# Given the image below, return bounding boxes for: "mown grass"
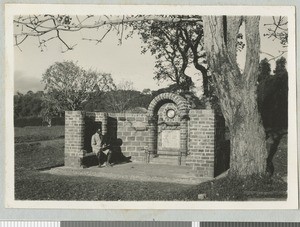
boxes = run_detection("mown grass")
[177,174,287,201]
[16,170,194,201]
[15,139,193,201]
[14,126,64,143]
[14,126,287,201]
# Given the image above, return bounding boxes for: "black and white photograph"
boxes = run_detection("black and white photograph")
[5,5,297,209]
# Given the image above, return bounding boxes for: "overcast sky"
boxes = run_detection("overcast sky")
[14,16,287,94]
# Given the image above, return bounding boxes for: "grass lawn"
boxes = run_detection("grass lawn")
[15,126,65,143]
[14,126,287,201]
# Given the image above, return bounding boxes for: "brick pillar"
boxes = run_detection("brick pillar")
[186,109,215,178]
[65,111,85,167]
[180,118,188,155]
[148,115,158,155]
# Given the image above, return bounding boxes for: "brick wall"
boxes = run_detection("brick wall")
[106,113,150,162]
[186,109,215,178]
[65,111,150,167]
[64,109,220,179]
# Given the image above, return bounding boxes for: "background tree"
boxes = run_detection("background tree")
[103,80,151,113]
[258,57,288,129]
[131,16,210,97]
[14,90,43,118]
[103,80,135,112]
[42,60,116,111]
[40,93,63,126]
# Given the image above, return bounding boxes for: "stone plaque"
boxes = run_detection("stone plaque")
[161,130,180,148]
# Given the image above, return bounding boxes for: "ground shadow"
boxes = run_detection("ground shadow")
[38,164,65,171]
[214,115,230,177]
[110,138,131,164]
[266,129,287,176]
[107,117,131,164]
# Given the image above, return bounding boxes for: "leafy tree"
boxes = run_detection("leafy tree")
[103,80,147,112]
[14,91,43,118]
[14,92,24,118]
[258,58,271,82]
[133,16,207,94]
[40,93,64,126]
[14,15,288,176]
[274,57,288,77]
[258,57,288,129]
[42,61,116,111]
[142,88,152,95]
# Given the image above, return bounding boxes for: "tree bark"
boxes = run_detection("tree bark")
[202,16,268,175]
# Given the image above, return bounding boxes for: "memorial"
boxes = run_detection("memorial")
[64,93,226,178]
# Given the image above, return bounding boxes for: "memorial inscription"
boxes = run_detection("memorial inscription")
[161,130,180,149]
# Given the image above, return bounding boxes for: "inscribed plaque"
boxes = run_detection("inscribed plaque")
[161,130,180,148]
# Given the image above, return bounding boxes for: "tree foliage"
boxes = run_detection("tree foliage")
[131,16,208,94]
[258,57,288,129]
[14,91,43,118]
[102,80,151,113]
[42,60,115,111]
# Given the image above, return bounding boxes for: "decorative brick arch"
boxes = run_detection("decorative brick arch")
[148,93,189,119]
[147,93,189,164]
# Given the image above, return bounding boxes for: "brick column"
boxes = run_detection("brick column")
[65,111,85,167]
[186,109,215,178]
[148,115,158,155]
[180,118,188,155]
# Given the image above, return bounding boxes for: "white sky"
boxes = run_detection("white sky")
[14,16,287,94]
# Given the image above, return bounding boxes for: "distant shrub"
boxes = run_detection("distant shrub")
[14,117,43,127]
[51,117,65,126]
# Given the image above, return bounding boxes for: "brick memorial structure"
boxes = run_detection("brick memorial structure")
[64,93,226,178]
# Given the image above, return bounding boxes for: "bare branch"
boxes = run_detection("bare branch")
[264,16,288,45]
[14,15,202,35]
[119,15,125,45]
[82,25,112,44]
[260,50,287,62]
[14,15,202,52]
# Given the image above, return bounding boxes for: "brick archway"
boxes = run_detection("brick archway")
[147,93,189,164]
[148,93,189,119]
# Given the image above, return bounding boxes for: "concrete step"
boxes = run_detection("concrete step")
[150,156,185,166]
[157,150,182,156]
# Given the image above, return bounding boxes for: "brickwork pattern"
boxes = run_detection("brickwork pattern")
[186,109,215,178]
[106,113,150,162]
[64,93,217,178]
[65,111,85,167]
[147,93,189,157]
[148,92,189,117]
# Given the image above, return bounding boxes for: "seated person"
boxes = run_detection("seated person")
[91,128,113,167]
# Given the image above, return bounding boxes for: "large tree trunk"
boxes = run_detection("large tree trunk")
[202,16,268,175]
